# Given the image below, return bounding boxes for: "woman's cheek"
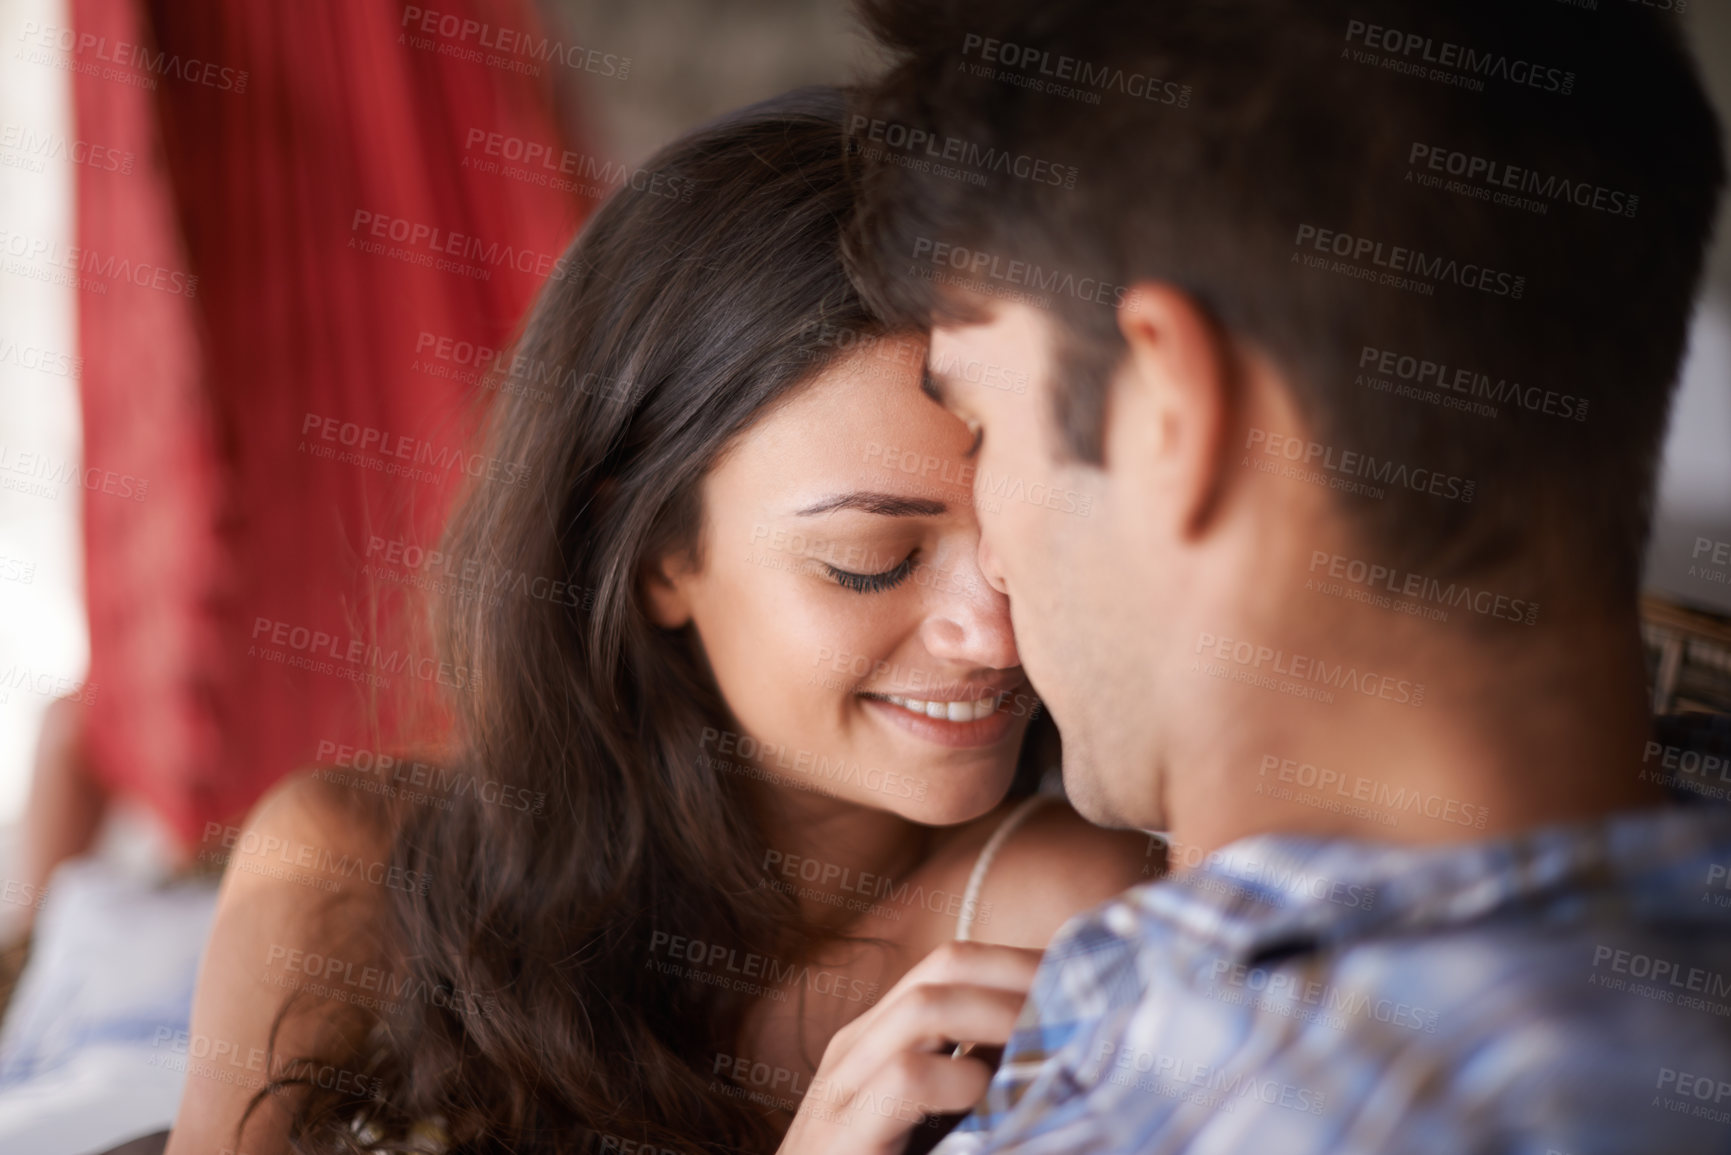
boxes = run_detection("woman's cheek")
[698,557,907,775]
[790,599,889,704]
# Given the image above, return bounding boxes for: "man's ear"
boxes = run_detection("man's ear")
[640,551,695,628]
[1108,282,1235,539]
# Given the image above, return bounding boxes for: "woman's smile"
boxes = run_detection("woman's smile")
[858,687,1023,749]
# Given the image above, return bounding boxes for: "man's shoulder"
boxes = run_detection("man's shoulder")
[964,807,1731,1153]
[1323,920,1731,1152]
[1010,912,1731,1152]
[1349,910,1731,1060]
[1228,912,1731,1144]
[1167,887,1731,1051]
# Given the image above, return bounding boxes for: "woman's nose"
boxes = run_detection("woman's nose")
[917,551,1020,672]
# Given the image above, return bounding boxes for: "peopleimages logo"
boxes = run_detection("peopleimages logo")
[1293,224,1525,299]
[1194,630,1426,708]
[17,21,249,93]
[1692,538,1731,589]
[399,6,630,79]
[698,726,930,802]
[848,115,1078,189]
[0,338,80,380]
[0,121,134,175]
[1308,550,1540,626]
[1357,346,1588,423]
[1407,143,1638,219]
[0,227,198,298]
[462,128,693,203]
[1245,428,1476,505]
[1342,19,1575,95]
[909,237,1134,308]
[349,210,574,282]
[1259,754,1490,829]
[0,442,148,502]
[299,412,532,487]
[959,33,1191,107]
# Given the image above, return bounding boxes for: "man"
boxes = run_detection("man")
[783,0,1731,1151]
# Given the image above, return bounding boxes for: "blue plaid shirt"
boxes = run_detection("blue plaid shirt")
[937,759,1731,1153]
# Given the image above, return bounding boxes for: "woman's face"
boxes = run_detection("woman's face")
[646,339,1034,825]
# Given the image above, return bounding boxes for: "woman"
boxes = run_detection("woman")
[167,88,1153,1155]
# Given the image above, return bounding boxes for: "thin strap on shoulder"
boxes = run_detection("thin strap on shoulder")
[955,793,1052,942]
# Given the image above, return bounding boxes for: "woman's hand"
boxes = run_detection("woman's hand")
[775,940,1043,1155]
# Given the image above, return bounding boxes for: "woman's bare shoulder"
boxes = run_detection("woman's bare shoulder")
[166,770,395,1155]
[244,768,392,861]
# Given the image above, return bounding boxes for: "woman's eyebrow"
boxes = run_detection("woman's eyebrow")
[793,492,948,517]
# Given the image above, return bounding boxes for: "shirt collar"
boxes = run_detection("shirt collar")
[1126,803,1731,965]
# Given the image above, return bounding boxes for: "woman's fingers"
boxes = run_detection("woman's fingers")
[817,1050,995,1131]
[901,938,1044,992]
[841,940,1041,1059]
[776,941,1045,1155]
[780,1049,998,1155]
[843,981,1028,1072]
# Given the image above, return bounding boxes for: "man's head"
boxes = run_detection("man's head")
[847,0,1725,828]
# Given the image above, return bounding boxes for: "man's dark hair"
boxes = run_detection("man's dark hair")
[846,0,1724,612]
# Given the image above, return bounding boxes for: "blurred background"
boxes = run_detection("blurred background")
[0,0,890,848]
[0,0,1724,1148]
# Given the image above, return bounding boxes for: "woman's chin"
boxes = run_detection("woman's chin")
[899,776,1020,828]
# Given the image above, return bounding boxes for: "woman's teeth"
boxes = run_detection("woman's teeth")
[879,694,1004,723]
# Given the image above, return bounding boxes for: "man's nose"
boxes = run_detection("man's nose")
[977,531,1009,596]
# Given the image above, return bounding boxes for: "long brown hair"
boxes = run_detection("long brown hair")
[264,88,1043,1154]
[268,90,872,1155]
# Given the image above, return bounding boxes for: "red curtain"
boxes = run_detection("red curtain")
[71,0,587,844]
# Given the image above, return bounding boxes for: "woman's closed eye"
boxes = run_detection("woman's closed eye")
[824,552,916,594]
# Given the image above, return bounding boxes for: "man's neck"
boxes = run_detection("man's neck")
[1165,608,1665,859]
